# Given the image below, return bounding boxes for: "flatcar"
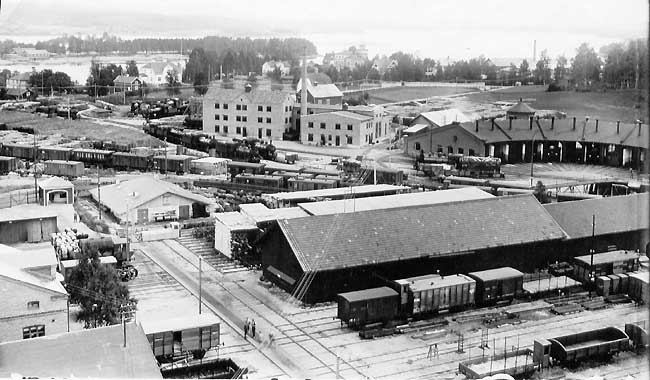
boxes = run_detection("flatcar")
[0,143,37,160]
[141,314,221,362]
[0,156,18,174]
[467,267,524,305]
[39,146,73,161]
[391,273,476,318]
[71,148,113,166]
[43,160,84,177]
[112,152,154,171]
[337,287,399,328]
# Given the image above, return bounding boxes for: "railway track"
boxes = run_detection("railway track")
[152,241,368,379]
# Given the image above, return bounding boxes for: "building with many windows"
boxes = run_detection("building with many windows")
[300,110,375,147]
[0,245,68,343]
[203,85,294,141]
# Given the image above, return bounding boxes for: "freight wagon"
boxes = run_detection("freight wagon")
[627,272,649,305]
[234,173,283,191]
[71,148,113,166]
[468,267,524,306]
[39,146,73,161]
[112,152,154,171]
[572,250,640,284]
[153,154,193,174]
[534,327,630,364]
[0,143,37,159]
[625,321,649,350]
[337,287,399,328]
[0,156,17,174]
[288,177,337,191]
[141,314,221,363]
[43,160,84,178]
[391,273,476,317]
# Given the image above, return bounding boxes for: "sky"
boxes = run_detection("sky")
[0,0,647,61]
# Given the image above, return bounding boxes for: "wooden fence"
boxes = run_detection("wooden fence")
[0,189,37,209]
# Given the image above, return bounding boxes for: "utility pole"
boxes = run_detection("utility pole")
[33,131,38,204]
[198,255,203,315]
[589,214,596,295]
[97,165,101,220]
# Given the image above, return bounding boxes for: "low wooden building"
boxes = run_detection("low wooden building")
[38,177,74,206]
[0,205,58,244]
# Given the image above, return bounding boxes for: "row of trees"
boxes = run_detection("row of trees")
[85,60,139,96]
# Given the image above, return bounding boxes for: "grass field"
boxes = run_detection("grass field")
[0,111,163,147]
[464,85,647,123]
[352,86,479,104]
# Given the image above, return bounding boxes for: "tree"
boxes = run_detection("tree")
[554,55,568,81]
[166,69,181,95]
[86,62,122,97]
[67,249,132,328]
[28,69,73,95]
[519,59,530,80]
[125,60,139,77]
[571,43,601,86]
[193,72,208,95]
[533,181,551,204]
[533,50,552,85]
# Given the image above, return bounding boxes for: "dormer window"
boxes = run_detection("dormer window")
[27,301,39,310]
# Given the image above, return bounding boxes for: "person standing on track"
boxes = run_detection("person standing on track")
[251,319,256,338]
[244,318,250,340]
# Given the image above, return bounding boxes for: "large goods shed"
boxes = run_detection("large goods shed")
[260,194,567,302]
[0,205,58,244]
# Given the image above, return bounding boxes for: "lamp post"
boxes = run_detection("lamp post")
[530,132,538,187]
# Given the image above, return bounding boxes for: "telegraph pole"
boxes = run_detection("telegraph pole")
[97,166,101,220]
[33,131,38,204]
[589,214,596,295]
[198,255,203,315]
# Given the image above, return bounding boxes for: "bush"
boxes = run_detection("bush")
[547,82,564,92]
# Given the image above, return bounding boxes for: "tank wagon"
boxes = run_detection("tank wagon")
[534,327,630,364]
[468,267,524,305]
[337,287,399,328]
[141,314,221,362]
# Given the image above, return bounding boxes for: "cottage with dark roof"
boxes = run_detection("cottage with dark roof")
[202,85,294,141]
[258,194,567,302]
[113,75,141,92]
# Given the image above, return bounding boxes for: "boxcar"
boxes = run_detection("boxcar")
[226,161,266,176]
[39,146,73,161]
[0,143,37,160]
[153,154,193,174]
[234,173,283,191]
[71,148,113,166]
[43,160,84,177]
[112,152,154,171]
[627,272,649,304]
[288,177,337,191]
[141,314,221,362]
[337,287,399,328]
[540,327,630,363]
[572,250,640,284]
[468,267,524,306]
[0,156,17,174]
[392,273,476,317]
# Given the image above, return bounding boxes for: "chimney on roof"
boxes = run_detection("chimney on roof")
[313,81,318,86]
[342,102,348,110]
[491,118,495,131]
[475,119,479,132]
[595,119,599,133]
[617,121,620,134]
[245,83,252,93]
[638,121,642,136]
[519,97,523,102]
[508,117,512,130]
[573,117,576,130]
[551,117,555,130]
[529,117,533,130]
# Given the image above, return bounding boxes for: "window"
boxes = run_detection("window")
[23,325,45,339]
[308,122,314,128]
[236,104,241,111]
[223,126,229,133]
[335,123,341,130]
[437,145,443,153]
[415,142,421,150]
[346,135,353,144]
[242,105,248,111]
[335,135,340,146]
[242,116,247,122]
[223,115,228,121]
[447,146,454,154]
[458,148,464,154]
[266,118,271,124]
[258,105,263,112]
[223,104,228,109]
[215,125,220,133]
[308,133,314,142]
[27,301,39,310]
[285,118,288,124]
[469,149,475,156]
[236,116,241,122]
[285,106,289,112]
[257,117,262,123]
[214,103,220,109]
[214,114,220,120]
[320,122,326,129]
[236,126,242,134]
[328,135,332,141]
[266,106,272,112]
[347,124,353,131]
[266,129,272,137]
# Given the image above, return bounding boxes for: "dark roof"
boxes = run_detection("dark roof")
[114,75,140,84]
[205,86,292,105]
[456,117,648,149]
[543,193,649,239]
[468,267,523,282]
[277,195,567,272]
[338,286,398,302]
[507,102,536,114]
[0,323,161,378]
